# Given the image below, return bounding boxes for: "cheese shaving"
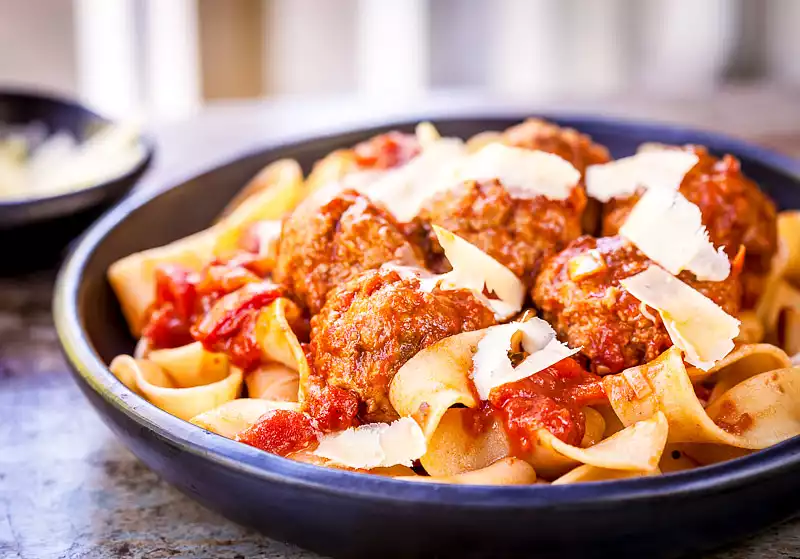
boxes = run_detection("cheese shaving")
[620,265,740,370]
[471,319,580,400]
[620,189,730,281]
[359,138,466,221]
[431,225,525,319]
[585,150,699,202]
[312,417,427,469]
[454,144,580,200]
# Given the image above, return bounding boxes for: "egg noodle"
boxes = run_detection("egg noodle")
[107,120,800,485]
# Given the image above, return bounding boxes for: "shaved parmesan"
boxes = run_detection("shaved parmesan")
[585,150,699,202]
[620,189,730,281]
[454,144,580,200]
[471,319,580,399]
[250,220,282,257]
[432,225,525,319]
[360,138,466,221]
[620,266,740,370]
[312,417,426,469]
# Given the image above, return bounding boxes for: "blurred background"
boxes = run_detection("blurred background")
[1,0,799,186]
[1,0,799,119]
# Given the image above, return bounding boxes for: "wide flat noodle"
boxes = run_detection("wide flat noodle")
[312,417,427,470]
[190,398,299,438]
[254,298,310,401]
[552,464,659,485]
[397,458,536,485]
[701,344,791,401]
[419,408,512,477]
[245,363,300,402]
[585,150,699,202]
[218,159,305,219]
[147,342,228,388]
[109,355,243,421]
[704,367,800,448]
[619,189,730,281]
[621,265,739,370]
[603,346,800,448]
[736,311,765,344]
[108,158,303,335]
[431,225,525,319]
[778,210,800,285]
[535,411,668,473]
[389,330,482,438]
[471,319,578,400]
[453,144,580,200]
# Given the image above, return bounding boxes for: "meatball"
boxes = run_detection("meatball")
[602,146,777,309]
[309,268,497,422]
[532,235,741,374]
[417,179,586,285]
[352,131,421,170]
[500,118,611,175]
[274,189,425,315]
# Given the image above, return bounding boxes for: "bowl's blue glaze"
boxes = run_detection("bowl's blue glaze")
[54,114,800,558]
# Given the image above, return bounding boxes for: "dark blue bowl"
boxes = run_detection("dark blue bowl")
[54,114,800,559]
[0,90,153,271]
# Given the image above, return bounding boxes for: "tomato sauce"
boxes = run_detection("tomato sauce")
[141,255,283,370]
[236,409,319,456]
[489,358,606,449]
[353,132,420,170]
[304,378,360,433]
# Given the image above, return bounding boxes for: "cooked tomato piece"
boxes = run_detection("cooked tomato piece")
[236,409,319,456]
[191,282,282,370]
[353,131,420,170]
[304,379,361,433]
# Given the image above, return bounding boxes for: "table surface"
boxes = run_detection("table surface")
[2,90,800,559]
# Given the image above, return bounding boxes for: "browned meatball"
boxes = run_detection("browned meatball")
[416,179,586,285]
[602,146,777,309]
[351,131,421,170]
[501,119,611,176]
[532,235,741,374]
[309,267,497,422]
[274,189,425,315]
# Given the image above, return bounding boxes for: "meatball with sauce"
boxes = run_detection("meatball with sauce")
[351,131,421,171]
[532,235,741,374]
[417,178,586,284]
[274,189,425,315]
[308,267,496,423]
[500,118,611,176]
[602,145,777,308]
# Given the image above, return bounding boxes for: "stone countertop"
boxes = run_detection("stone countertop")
[1,93,799,559]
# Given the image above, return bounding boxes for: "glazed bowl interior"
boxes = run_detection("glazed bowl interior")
[55,114,800,559]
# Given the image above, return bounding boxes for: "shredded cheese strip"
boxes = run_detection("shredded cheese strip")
[471,319,579,400]
[431,225,525,319]
[620,266,740,370]
[585,150,699,202]
[454,144,580,200]
[620,189,730,281]
[312,417,427,469]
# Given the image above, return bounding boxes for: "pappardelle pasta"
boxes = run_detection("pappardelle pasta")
[107,119,800,485]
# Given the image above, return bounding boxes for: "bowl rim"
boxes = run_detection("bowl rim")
[0,88,155,211]
[54,110,800,509]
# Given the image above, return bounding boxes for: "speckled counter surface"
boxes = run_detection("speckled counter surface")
[1,94,800,559]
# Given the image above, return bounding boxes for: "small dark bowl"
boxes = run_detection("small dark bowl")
[54,114,800,559]
[0,90,153,271]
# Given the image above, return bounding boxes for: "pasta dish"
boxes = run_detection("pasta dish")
[106,119,800,485]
